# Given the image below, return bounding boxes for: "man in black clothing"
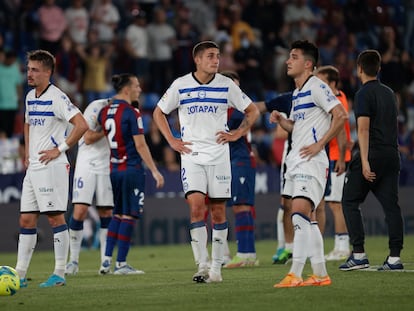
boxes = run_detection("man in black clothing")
[339,50,404,271]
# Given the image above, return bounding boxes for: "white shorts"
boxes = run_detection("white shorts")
[324,171,346,202]
[72,169,113,207]
[282,161,327,209]
[21,163,70,213]
[181,158,231,199]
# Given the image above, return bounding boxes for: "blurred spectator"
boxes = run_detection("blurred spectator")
[378,26,409,95]
[404,0,414,56]
[269,23,292,93]
[284,0,320,42]
[144,118,169,165]
[90,0,120,44]
[163,146,180,172]
[183,0,215,40]
[218,40,237,72]
[54,35,82,106]
[65,0,90,46]
[318,33,339,65]
[147,6,176,94]
[37,0,67,55]
[173,20,198,77]
[343,0,377,50]
[402,129,414,161]
[16,0,39,61]
[76,42,114,108]
[229,4,255,51]
[0,49,23,138]
[124,10,150,91]
[234,31,264,101]
[0,131,22,174]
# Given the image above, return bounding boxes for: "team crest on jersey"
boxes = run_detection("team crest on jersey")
[239,177,245,184]
[198,90,206,99]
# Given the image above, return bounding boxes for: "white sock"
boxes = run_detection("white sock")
[15,233,37,279]
[211,227,228,275]
[53,229,69,278]
[333,234,340,251]
[236,252,256,259]
[387,256,400,264]
[69,229,83,263]
[277,207,285,248]
[190,226,209,268]
[99,228,108,263]
[289,214,310,277]
[338,234,350,252]
[309,222,328,277]
[223,239,231,258]
[354,253,366,260]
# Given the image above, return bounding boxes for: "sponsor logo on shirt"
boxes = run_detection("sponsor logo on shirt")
[29,118,46,126]
[293,111,305,121]
[187,105,218,114]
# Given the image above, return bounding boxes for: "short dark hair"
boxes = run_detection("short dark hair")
[27,50,55,74]
[291,40,319,66]
[315,65,339,86]
[357,50,381,77]
[192,41,219,58]
[111,73,136,93]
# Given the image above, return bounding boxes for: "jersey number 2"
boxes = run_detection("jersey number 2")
[105,119,118,149]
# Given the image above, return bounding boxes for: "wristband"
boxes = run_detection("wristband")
[57,142,69,153]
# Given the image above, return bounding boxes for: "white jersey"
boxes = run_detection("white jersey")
[286,76,340,172]
[157,73,252,165]
[76,98,111,174]
[25,84,81,169]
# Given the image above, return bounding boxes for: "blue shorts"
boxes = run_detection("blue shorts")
[110,168,145,218]
[227,163,255,207]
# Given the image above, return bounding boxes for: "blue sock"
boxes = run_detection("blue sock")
[235,211,255,253]
[105,216,121,257]
[116,218,136,263]
[100,216,111,229]
[69,217,83,231]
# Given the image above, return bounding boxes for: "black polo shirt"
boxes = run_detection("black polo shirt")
[354,79,399,160]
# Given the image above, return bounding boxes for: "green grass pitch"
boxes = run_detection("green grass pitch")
[1,236,413,311]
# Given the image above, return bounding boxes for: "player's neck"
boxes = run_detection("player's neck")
[194,71,215,84]
[294,72,313,90]
[35,82,51,98]
[113,95,131,104]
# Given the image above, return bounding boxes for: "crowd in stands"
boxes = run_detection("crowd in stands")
[1,0,414,182]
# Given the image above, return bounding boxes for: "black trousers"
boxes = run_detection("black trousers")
[342,151,404,256]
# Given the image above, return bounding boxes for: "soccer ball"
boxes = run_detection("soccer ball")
[0,266,20,296]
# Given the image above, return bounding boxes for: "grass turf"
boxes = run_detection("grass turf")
[0,236,413,311]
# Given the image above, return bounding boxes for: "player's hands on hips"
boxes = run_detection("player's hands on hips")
[152,171,165,188]
[300,142,324,161]
[38,148,61,165]
[170,138,192,155]
[216,130,239,144]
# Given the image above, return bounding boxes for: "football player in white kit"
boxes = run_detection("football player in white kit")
[65,98,114,275]
[270,40,347,288]
[16,50,88,288]
[153,41,259,283]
